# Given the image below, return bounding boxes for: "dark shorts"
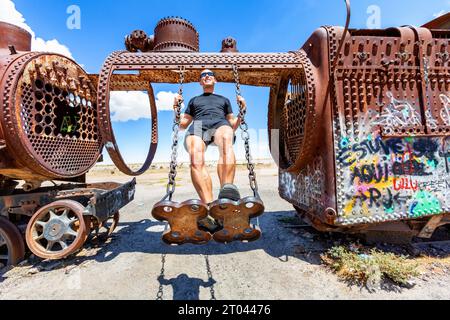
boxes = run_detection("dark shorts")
[184,119,236,151]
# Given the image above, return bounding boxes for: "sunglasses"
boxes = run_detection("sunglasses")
[200,72,215,79]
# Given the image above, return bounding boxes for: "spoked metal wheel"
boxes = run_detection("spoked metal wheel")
[25,200,88,260]
[86,212,120,240]
[0,217,25,267]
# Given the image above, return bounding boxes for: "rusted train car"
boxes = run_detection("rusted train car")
[0,22,135,266]
[274,13,450,241]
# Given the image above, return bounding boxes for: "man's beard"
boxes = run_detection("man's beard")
[203,83,214,90]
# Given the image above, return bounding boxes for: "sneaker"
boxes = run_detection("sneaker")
[198,215,221,233]
[218,184,241,201]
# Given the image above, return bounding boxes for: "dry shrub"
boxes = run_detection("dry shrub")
[321,246,419,287]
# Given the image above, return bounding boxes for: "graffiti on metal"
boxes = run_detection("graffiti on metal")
[372,92,422,130]
[439,94,450,126]
[280,157,325,211]
[336,135,450,223]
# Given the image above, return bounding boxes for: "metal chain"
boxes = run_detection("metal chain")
[164,66,185,201]
[156,253,167,300]
[204,255,216,300]
[232,64,259,197]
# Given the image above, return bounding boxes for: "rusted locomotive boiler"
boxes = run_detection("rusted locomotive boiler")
[0,21,135,266]
[0,23,101,185]
[273,10,450,241]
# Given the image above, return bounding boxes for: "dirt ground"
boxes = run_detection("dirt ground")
[0,163,449,300]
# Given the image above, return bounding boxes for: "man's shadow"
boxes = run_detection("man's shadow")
[158,273,216,300]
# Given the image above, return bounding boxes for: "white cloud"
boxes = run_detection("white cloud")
[0,0,31,33]
[155,91,179,111]
[31,38,73,58]
[110,91,150,122]
[433,10,447,18]
[110,91,179,122]
[0,0,73,58]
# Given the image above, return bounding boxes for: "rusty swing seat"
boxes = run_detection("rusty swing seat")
[152,197,264,245]
[208,197,264,243]
[152,193,264,245]
[152,199,211,245]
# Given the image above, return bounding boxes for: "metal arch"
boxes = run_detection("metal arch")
[267,50,318,172]
[97,52,158,176]
[105,85,158,176]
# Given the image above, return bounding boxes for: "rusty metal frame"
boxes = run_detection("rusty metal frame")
[97,51,158,176]
[1,179,136,222]
[96,51,310,175]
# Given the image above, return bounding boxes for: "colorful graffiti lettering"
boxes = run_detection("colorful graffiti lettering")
[351,163,389,184]
[337,136,404,167]
[346,188,410,212]
[281,93,449,224]
[337,136,440,171]
[393,177,418,192]
[339,135,449,220]
[392,159,431,176]
[413,139,439,164]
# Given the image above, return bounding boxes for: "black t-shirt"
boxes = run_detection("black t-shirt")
[184,93,233,120]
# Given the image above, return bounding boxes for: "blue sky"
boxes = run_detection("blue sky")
[2,0,449,164]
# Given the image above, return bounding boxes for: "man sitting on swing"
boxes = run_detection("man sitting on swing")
[173,69,245,229]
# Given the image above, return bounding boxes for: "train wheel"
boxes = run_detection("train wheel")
[0,217,25,267]
[25,200,87,260]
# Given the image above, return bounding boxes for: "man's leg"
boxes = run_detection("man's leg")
[214,125,236,187]
[186,135,213,204]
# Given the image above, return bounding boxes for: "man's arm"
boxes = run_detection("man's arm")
[179,113,193,130]
[226,95,247,131]
[227,113,240,131]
